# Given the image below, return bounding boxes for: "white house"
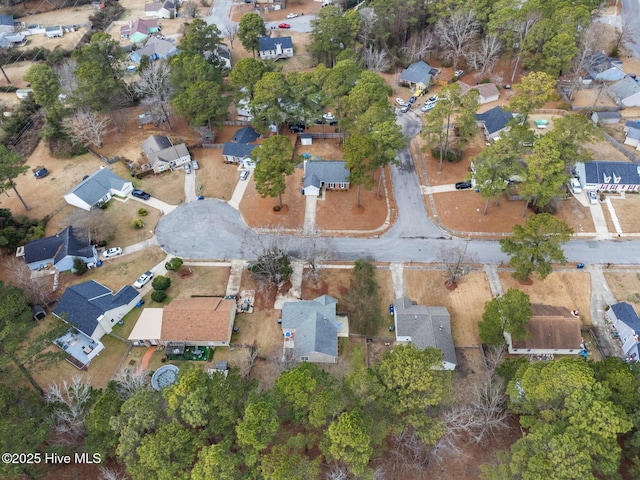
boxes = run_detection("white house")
[64,167,133,210]
[574,161,640,192]
[141,135,191,173]
[144,1,176,18]
[459,82,500,105]
[393,297,457,370]
[504,304,582,356]
[607,303,640,362]
[475,106,515,141]
[258,35,293,60]
[54,280,142,342]
[623,120,640,149]
[608,77,640,107]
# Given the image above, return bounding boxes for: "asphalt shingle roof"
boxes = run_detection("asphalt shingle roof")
[222,142,258,158]
[609,77,640,101]
[400,60,435,85]
[258,35,293,52]
[282,296,338,358]
[23,226,94,266]
[232,126,260,143]
[611,302,640,332]
[476,106,514,135]
[53,281,138,337]
[303,160,349,188]
[66,168,130,206]
[582,161,640,186]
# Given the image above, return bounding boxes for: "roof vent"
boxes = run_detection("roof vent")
[603,173,611,183]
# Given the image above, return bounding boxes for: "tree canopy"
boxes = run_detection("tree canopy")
[479,289,532,346]
[252,135,296,209]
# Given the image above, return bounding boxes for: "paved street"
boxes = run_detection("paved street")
[621,0,640,59]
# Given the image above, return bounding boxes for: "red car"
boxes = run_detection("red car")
[278,23,291,29]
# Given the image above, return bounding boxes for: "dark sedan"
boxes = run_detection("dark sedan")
[132,189,151,200]
[455,181,473,190]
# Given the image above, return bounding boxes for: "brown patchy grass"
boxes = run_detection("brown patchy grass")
[134,168,186,205]
[191,147,238,200]
[554,197,596,234]
[604,271,640,311]
[164,266,230,301]
[498,270,592,326]
[404,269,493,347]
[606,194,640,233]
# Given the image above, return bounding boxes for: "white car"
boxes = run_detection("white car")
[454,70,464,78]
[134,271,154,288]
[395,98,406,106]
[192,160,199,170]
[103,247,122,258]
[240,170,250,181]
[421,102,436,112]
[588,190,598,205]
[286,12,298,18]
[184,163,192,174]
[323,112,335,122]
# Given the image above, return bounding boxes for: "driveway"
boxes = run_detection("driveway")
[129,195,176,214]
[622,0,640,59]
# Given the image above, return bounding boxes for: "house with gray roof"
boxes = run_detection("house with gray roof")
[0,15,16,34]
[607,302,640,362]
[302,160,350,196]
[54,280,141,343]
[144,0,176,18]
[64,167,133,211]
[591,111,621,125]
[130,36,177,63]
[222,142,258,163]
[393,297,457,370]
[608,77,640,107]
[17,226,98,272]
[475,106,515,141]
[399,61,437,89]
[587,51,624,82]
[258,35,293,60]
[574,161,640,192]
[141,135,191,173]
[0,32,26,48]
[624,127,640,149]
[233,126,260,143]
[281,295,349,363]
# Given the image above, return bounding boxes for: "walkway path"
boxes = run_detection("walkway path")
[225,260,247,297]
[303,195,317,234]
[128,195,176,215]
[589,201,610,240]
[184,170,197,203]
[390,263,405,299]
[137,346,155,373]
[274,261,304,309]
[228,170,251,209]
[483,264,503,297]
[589,264,622,358]
[604,197,623,236]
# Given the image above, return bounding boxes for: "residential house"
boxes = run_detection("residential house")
[623,119,640,133]
[141,135,191,173]
[216,44,232,69]
[120,18,160,44]
[222,142,258,164]
[504,304,582,356]
[302,160,350,196]
[144,1,176,18]
[608,77,640,107]
[281,295,349,363]
[44,26,64,38]
[393,297,457,370]
[130,36,177,63]
[17,226,98,272]
[458,82,500,105]
[0,32,27,48]
[574,161,640,192]
[591,111,621,125]
[475,106,515,141]
[128,298,237,347]
[54,280,142,342]
[624,121,640,148]
[0,15,16,34]
[233,126,260,143]
[64,167,133,210]
[258,35,293,60]
[587,51,625,82]
[607,302,640,362]
[399,61,437,90]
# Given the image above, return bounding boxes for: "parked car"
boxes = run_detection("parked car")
[455,181,473,190]
[184,163,192,174]
[286,12,298,18]
[503,84,512,90]
[315,116,337,126]
[134,271,153,288]
[103,247,123,258]
[131,189,151,200]
[408,96,416,105]
[289,123,305,133]
[454,70,464,78]
[323,112,335,122]
[192,160,199,170]
[278,23,291,29]
[400,105,410,113]
[569,178,582,194]
[240,170,250,181]
[421,102,436,112]
[395,98,406,106]
[588,190,598,205]
[427,95,438,103]
[33,167,49,179]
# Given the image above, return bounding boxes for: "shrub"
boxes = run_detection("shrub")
[165,257,183,271]
[132,219,144,229]
[73,258,88,275]
[151,290,167,303]
[138,208,148,216]
[152,276,172,291]
[441,59,452,68]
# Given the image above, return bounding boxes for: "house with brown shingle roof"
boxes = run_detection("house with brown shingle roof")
[458,82,500,105]
[128,298,236,347]
[504,304,582,355]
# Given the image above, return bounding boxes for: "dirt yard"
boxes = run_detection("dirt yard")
[604,270,640,311]
[191,147,239,201]
[404,269,493,347]
[498,270,592,326]
[605,193,640,233]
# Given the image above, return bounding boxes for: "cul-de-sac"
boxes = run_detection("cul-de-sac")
[2,0,640,478]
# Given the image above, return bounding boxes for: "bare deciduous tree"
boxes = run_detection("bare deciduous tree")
[295,226,334,286]
[65,209,116,245]
[326,463,350,480]
[358,7,377,48]
[133,61,173,129]
[244,229,293,288]
[223,23,239,49]
[183,1,198,18]
[439,242,472,288]
[465,35,503,75]
[56,59,78,98]
[389,429,431,473]
[99,467,128,480]
[435,11,480,70]
[45,376,93,443]
[400,30,435,63]
[565,24,607,100]
[62,109,113,148]
[362,46,390,73]
[113,367,150,401]
[5,256,57,306]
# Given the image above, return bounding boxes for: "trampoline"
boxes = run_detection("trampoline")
[151,364,179,391]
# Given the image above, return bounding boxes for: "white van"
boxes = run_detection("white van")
[569,178,582,194]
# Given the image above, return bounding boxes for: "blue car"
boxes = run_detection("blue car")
[389,304,395,315]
